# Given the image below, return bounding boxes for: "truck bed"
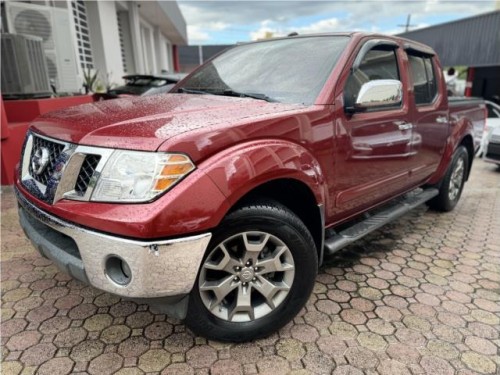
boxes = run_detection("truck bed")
[449,96,486,151]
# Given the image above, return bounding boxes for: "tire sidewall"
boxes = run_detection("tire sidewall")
[186,206,318,342]
[439,146,469,211]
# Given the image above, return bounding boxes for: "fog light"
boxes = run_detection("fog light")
[105,256,132,285]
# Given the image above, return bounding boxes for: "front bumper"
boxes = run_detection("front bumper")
[16,187,211,299]
[484,141,500,165]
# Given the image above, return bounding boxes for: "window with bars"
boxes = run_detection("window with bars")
[71,0,93,69]
[116,11,127,73]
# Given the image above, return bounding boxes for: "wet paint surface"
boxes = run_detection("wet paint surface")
[31,94,306,153]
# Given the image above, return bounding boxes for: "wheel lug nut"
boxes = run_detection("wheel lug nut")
[235,266,241,271]
[234,277,239,281]
[246,261,251,266]
[252,277,256,281]
[243,282,247,286]
[254,267,258,271]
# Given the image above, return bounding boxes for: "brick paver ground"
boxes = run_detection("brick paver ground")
[1,160,499,375]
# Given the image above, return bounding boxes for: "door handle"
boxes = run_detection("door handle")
[436,116,448,124]
[394,121,413,131]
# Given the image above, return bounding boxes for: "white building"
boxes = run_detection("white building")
[2,0,187,92]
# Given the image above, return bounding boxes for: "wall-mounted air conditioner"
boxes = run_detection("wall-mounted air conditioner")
[1,33,52,98]
[5,2,80,94]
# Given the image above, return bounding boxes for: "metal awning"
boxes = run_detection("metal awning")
[398,10,500,67]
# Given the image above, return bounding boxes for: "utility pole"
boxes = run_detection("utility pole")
[398,14,416,32]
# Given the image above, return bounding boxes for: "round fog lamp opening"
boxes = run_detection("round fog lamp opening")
[105,256,132,286]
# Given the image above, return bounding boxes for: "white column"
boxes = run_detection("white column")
[166,41,174,73]
[154,28,169,73]
[85,1,124,85]
[128,1,144,73]
[148,25,157,74]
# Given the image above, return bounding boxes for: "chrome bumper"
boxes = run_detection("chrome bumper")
[16,187,211,299]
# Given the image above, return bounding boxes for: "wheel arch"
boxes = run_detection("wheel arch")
[199,140,328,265]
[459,134,474,180]
[231,178,325,265]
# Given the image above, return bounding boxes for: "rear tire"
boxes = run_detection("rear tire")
[428,145,468,212]
[185,199,318,342]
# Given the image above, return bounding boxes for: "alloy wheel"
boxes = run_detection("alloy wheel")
[199,231,295,322]
[448,158,465,201]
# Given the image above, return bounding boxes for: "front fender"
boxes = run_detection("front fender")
[199,140,328,208]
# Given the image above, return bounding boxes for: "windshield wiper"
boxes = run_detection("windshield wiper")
[177,87,212,95]
[178,88,277,102]
[219,89,277,102]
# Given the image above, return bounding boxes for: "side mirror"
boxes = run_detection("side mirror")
[353,79,402,112]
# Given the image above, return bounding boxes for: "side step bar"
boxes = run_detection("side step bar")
[324,188,439,255]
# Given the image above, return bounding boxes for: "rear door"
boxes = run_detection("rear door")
[406,50,449,184]
[333,40,415,216]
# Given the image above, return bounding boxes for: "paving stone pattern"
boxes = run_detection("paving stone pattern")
[1,160,499,374]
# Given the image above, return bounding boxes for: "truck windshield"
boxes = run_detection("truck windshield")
[176,36,350,105]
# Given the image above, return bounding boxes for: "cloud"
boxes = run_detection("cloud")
[186,21,230,43]
[179,0,495,44]
[249,24,278,40]
[187,25,211,43]
[294,17,341,34]
[249,17,342,40]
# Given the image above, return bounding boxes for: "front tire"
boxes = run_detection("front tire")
[185,200,318,342]
[428,145,469,212]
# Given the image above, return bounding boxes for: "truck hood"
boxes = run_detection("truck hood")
[30,94,303,151]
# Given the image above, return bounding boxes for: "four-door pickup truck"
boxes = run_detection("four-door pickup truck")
[15,33,486,342]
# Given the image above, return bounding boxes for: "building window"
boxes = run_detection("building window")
[71,0,93,69]
[116,11,127,73]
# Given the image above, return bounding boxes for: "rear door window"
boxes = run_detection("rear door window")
[408,53,438,105]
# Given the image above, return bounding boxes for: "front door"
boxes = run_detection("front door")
[332,41,416,218]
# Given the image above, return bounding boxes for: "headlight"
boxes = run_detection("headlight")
[91,151,195,202]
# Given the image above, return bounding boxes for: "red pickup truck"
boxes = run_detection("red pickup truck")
[16,33,486,342]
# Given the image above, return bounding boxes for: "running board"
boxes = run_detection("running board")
[324,188,439,255]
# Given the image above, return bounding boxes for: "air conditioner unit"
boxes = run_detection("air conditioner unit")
[1,33,52,98]
[5,2,80,94]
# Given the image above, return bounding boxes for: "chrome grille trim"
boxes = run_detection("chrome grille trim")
[61,146,114,202]
[74,155,101,196]
[21,133,76,203]
[28,136,66,185]
[21,132,114,204]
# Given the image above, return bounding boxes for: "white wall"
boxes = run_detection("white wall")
[155,29,172,73]
[77,0,177,80]
[83,0,177,78]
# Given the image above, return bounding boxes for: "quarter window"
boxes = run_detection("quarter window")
[408,54,438,105]
[344,48,400,109]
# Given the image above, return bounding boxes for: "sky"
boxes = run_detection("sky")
[177,0,497,45]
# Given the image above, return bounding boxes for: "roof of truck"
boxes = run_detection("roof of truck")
[237,32,437,57]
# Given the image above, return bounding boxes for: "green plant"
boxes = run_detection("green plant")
[82,68,99,93]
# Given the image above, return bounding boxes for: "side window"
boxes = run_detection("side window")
[408,54,438,105]
[487,104,500,118]
[344,48,400,109]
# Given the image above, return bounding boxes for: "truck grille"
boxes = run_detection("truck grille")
[28,135,66,185]
[74,155,101,196]
[21,132,111,204]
